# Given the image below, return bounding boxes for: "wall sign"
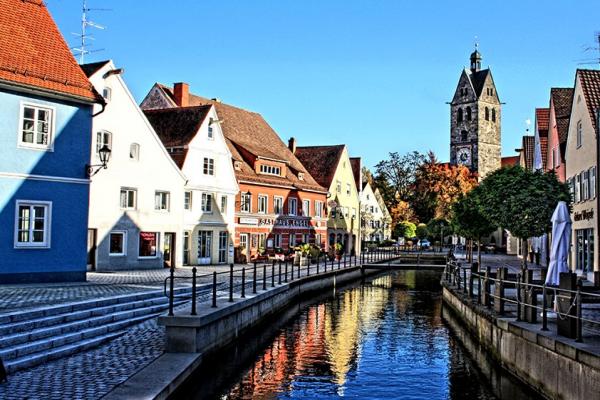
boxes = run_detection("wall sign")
[574,209,594,222]
[239,217,259,225]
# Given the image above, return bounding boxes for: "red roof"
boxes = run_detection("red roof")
[578,69,600,131]
[550,88,574,148]
[521,136,535,170]
[294,145,346,189]
[501,156,519,167]
[535,108,550,134]
[0,0,99,102]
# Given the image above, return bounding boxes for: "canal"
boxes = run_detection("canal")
[176,271,542,399]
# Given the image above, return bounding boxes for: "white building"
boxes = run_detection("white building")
[360,182,391,242]
[83,61,186,271]
[143,85,239,265]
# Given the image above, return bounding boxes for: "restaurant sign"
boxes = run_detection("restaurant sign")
[257,217,310,227]
[574,209,594,222]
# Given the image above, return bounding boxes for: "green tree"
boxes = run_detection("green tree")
[427,218,452,250]
[374,151,426,205]
[394,221,416,239]
[476,166,570,267]
[416,223,429,240]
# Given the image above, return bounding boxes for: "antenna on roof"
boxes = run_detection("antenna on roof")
[71,0,111,63]
[577,32,600,66]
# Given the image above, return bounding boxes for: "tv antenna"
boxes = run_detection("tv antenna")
[71,0,111,63]
[576,32,600,66]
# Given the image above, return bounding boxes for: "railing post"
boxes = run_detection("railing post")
[271,261,275,287]
[285,259,288,282]
[338,256,341,270]
[483,266,491,308]
[241,267,246,298]
[278,260,282,284]
[263,263,267,291]
[317,255,320,274]
[516,274,521,321]
[494,267,506,315]
[190,266,197,316]
[576,279,583,343]
[462,267,467,294]
[541,283,548,331]
[229,264,234,302]
[253,262,257,294]
[168,266,175,316]
[212,271,217,308]
[344,254,347,269]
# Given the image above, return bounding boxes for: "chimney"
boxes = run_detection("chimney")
[173,82,189,107]
[288,137,297,154]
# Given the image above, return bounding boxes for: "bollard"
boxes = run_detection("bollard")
[272,261,275,287]
[541,284,548,331]
[253,262,257,294]
[516,274,521,321]
[477,272,482,304]
[241,267,246,298]
[212,271,217,308]
[229,264,234,302]
[190,267,197,316]
[285,260,288,282]
[168,266,175,316]
[263,264,267,291]
[278,260,282,284]
[576,279,583,343]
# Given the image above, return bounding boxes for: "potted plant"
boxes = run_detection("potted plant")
[334,242,343,260]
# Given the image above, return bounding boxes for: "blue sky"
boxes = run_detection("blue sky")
[50,1,599,170]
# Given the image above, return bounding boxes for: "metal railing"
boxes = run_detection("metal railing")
[443,260,600,342]
[164,248,401,316]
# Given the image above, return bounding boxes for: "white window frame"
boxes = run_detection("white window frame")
[109,231,127,256]
[241,193,251,213]
[220,195,227,214]
[288,198,297,216]
[120,188,137,210]
[315,200,323,218]
[302,199,310,217]
[203,157,215,175]
[154,191,170,211]
[14,200,52,248]
[184,191,193,211]
[138,231,160,259]
[208,125,214,140]
[336,180,341,193]
[96,130,112,159]
[258,194,268,214]
[576,121,583,148]
[346,183,351,196]
[591,167,597,199]
[274,196,284,215]
[201,193,213,213]
[130,143,140,161]
[259,164,281,176]
[102,87,112,101]
[18,102,56,151]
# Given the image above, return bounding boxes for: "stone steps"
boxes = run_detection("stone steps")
[0,286,206,374]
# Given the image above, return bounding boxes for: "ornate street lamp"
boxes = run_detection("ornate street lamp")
[86,144,111,177]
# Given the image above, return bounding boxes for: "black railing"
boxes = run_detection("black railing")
[164,249,401,316]
[443,260,600,342]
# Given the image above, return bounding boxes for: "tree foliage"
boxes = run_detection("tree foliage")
[394,221,416,239]
[374,151,427,205]
[451,186,497,241]
[476,166,571,240]
[426,218,452,242]
[416,223,429,240]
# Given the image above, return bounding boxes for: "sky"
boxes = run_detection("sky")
[49,0,600,170]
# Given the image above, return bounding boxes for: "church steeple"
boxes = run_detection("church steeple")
[470,48,482,72]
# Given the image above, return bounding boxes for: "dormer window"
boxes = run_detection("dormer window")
[260,164,281,176]
[298,172,304,181]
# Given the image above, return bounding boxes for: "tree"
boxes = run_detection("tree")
[476,166,571,267]
[394,221,416,240]
[416,223,429,240]
[427,218,452,250]
[451,187,497,265]
[374,151,427,205]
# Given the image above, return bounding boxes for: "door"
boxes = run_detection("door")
[198,231,213,265]
[218,232,228,263]
[87,229,97,272]
[183,231,191,265]
[164,232,176,268]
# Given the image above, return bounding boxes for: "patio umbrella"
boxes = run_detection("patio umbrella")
[545,201,571,286]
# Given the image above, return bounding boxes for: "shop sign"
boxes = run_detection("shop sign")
[239,217,259,225]
[574,209,594,222]
[257,217,310,228]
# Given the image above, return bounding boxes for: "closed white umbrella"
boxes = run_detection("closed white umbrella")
[545,201,571,286]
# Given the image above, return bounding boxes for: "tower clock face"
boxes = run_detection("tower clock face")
[457,147,472,166]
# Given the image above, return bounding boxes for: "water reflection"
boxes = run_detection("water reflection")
[183,271,541,400]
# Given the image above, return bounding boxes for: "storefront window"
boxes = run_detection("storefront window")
[139,232,158,257]
[576,228,594,273]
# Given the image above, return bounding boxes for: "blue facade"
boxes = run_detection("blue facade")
[0,88,93,283]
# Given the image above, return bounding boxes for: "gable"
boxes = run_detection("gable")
[452,70,477,104]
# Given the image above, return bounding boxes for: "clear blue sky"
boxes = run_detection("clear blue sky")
[49,1,599,170]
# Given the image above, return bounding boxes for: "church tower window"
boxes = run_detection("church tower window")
[491,108,496,122]
[461,130,468,142]
[457,108,463,123]
[466,107,472,121]
[485,107,490,121]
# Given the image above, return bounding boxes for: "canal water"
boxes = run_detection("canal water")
[178,271,542,400]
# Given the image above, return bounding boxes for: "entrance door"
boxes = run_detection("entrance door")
[198,231,213,265]
[183,231,191,265]
[218,232,228,263]
[164,233,176,268]
[87,229,97,271]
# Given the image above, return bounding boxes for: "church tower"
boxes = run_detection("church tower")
[450,49,501,179]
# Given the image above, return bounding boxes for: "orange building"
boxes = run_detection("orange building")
[141,83,328,261]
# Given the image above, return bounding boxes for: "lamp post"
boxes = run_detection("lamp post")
[440,222,444,253]
[86,144,111,177]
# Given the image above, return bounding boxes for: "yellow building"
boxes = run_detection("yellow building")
[294,144,361,255]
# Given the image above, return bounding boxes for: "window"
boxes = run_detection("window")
[289,233,296,248]
[336,181,341,193]
[274,234,282,248]
[274,197,283,214]
[344,207,349,218]
[203,158,215,175]
[346,183,351,196]
[466,107,472,121]
[102,87,111,101]
[289,198,297,216]
[485,107,490,121]
[20,104,54,149]
[184,191,192,210]
[457,108,463,123]
[139,232,158,258]
[576,228,594,273]
[208,125,214,139]
[575,174,581,202]
[130,143,140,160]
[96,130,112,156]
[567,178,574,201]
[461,130,468,142]
[14,201,51,248]
[220,196,227,213]
[591,167,596,199]
[258,195,268,214]
[576,121,583,148]
[491,108,496,122]
[241,193,251,213]
[120,188,137,209]
[352,208,357,219]
[583,171,589,201]
[155,191,170,211]
[201,193,213,212]
[259,164,281,176]
[109,231,126,256]
[315,234,322,247]
[302,199,310,217]
[315,200,323,218]
[302,234,309,244]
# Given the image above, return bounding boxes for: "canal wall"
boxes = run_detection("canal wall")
[442,284,600,400]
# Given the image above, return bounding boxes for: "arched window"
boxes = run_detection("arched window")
[466,107,472,121]
[457,108,463,123]
[491,108,496,122]
[461,130,468,142]
[485,107,490,121]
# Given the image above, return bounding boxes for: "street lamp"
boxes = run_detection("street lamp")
[86,144,111,177]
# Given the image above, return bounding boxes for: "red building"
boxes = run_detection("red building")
[545,88,574,182]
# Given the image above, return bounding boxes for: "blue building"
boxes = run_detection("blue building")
[0,0,102,283]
